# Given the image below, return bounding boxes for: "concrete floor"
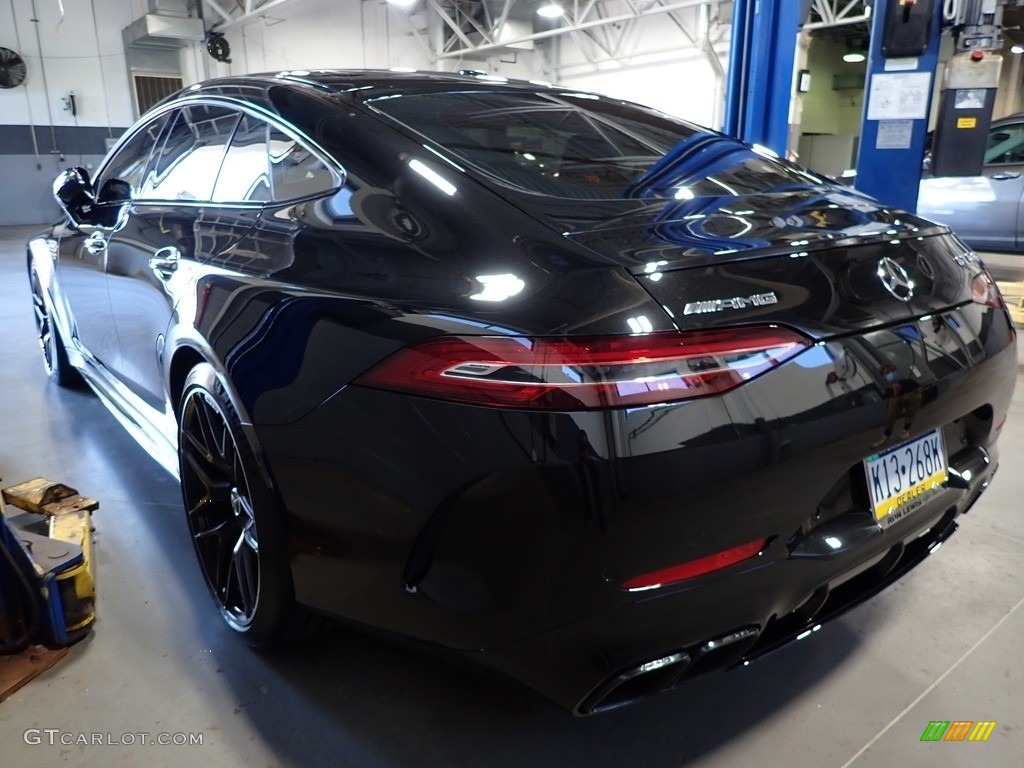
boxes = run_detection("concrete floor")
[0,222,1021,768]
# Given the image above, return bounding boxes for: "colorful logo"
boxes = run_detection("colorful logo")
[920,721,997,742]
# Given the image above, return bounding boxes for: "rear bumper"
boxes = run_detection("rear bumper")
[256,303,1016,712]
[479,444,996,714]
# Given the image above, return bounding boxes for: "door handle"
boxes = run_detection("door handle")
[84,232,107,255]
[990,172,1021,180]
[149,246,181,279]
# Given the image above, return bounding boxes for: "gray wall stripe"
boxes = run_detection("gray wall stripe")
[0,125,130,156]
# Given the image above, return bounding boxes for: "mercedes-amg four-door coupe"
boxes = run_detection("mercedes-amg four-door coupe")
[28,70,1016,714]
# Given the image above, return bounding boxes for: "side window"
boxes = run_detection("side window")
[212,113,272,203]
[95,112,171,200]
[139,105,240,201]
[984,124,1024,165]
[267,126,340,201]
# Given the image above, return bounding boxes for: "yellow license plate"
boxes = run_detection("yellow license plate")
[864,429,947,528]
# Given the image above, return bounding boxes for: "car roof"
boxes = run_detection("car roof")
[191,69,561,97]
[993,112,1024,126]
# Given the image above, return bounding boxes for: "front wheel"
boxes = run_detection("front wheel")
[29,262,81,388]
[177,363,302,647]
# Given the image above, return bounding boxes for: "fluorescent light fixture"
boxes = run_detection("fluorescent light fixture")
[626,315,654,334]
[843,52,866,63]
[537,2,565,18]
[470,274,525,302]
[751,143,779,159]
[408,159,457,196]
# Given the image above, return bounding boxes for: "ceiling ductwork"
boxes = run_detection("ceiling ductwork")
[122,0,205,50]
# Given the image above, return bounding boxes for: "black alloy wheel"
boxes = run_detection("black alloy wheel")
[29,263,79,387]
[178,364,295,646]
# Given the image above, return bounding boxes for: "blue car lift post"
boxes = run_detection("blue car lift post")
[853,0,942,213]
[723,0,803,156]
[724,0,942,216]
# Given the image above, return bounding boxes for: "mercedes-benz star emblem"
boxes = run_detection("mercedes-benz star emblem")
[877,257,914,302]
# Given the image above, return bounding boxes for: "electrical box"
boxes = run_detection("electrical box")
[931,51,1002,177]
[883,0,936,58]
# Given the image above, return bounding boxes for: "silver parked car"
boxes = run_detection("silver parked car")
[918,114,1024,252]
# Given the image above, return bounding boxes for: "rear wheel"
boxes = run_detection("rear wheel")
[177,364,306,647]
[29,263,81,387]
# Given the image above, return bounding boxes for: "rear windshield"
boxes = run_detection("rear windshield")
[366,90,823,201]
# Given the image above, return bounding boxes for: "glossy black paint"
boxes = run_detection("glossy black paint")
[28,70,1017,713]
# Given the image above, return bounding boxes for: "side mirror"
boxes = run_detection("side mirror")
[53,167,97,227]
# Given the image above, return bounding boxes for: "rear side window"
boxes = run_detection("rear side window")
[268,126,339,200]
[368,90,821,200]
[213,113,272,203]
[140,105,240,201]
[97,113,170,196]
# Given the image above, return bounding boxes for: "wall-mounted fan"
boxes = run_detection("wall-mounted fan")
[0,47,27,88]
[206,33,231,64]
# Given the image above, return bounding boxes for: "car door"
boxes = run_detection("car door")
[55,113,170,370]
[918,120,1024,251]
[104,104,243,411]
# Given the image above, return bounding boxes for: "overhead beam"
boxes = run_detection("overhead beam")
[204,0,235,25]
[434,0,711,59]
[211,0,308,29]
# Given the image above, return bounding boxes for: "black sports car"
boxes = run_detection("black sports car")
[28,70,1016,714]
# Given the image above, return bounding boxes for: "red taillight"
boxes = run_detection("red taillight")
[355,326,809,410]
[621,537,771,591]
[971,269,1005,309]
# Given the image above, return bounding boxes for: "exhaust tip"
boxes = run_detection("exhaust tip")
[577,651,691,715]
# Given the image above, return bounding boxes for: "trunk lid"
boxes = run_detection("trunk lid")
[561,189,977,339]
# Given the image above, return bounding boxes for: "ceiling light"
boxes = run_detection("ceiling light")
[1013,44,1024,54]
[387,0,417,7]
[843,51,866,63]
[537,3,565,18]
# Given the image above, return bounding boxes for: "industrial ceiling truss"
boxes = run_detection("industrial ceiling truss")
[805,0,871,31]
[201,0,727,70]
[426,0,725,61]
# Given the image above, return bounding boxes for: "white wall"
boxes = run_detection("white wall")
[556,53,725,127]
[551,3,724,126]
[181,1,546,84]
[0,0,723,224]
[175,0,719,125]
[0,0,139,129]
[0,0,146,224]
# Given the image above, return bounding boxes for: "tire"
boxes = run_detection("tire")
[29,262,82,388]
[177,363,312,648]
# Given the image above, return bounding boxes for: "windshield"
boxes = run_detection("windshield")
[366,89,825,201]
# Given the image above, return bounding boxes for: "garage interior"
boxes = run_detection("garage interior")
[1,1,1023,766]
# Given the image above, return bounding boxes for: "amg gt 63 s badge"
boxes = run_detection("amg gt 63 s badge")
[683,292,778,316]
